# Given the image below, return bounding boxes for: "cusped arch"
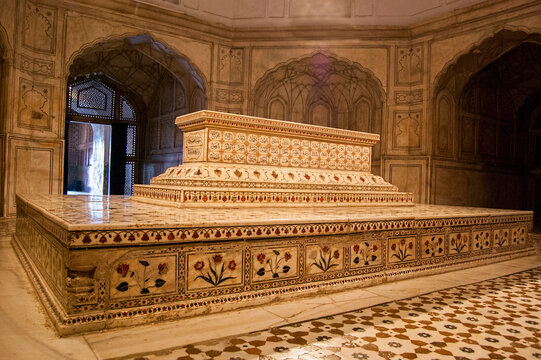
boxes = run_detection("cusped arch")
[66,33,208,96]
[432,29,541,98]
[431,29,541,158]
[251,51,385,131]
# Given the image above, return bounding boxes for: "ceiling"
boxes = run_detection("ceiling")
[135,0,487,28]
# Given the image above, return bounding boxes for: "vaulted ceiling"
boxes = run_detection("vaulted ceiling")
[136,0,486,28]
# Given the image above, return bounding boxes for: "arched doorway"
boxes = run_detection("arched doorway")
[251,52,385,173]
[432,30,541,226]
[64,75,139,195]
[65,34,207,194]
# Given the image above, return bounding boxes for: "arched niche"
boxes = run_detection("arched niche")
[268,97,286,121]
[308,100,332,127]
[66,34,208,188]
[251,52,385,166]
[433,91,455,157]
[431,30,541,216]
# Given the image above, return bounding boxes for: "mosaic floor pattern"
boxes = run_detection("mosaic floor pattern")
[131,268,541,360]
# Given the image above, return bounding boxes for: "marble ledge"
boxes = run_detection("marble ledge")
[16,193,533,233]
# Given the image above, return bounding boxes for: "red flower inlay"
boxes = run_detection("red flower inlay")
[373,245,378,251]
[353,244,360,254]
[212,254,223,263]
[284,252,292,261]
[400,238,406,246]
[408,242,413,249]
[228,260,236,271]
[333,250,340,259]
[257,253,266,263]
[158,263,168,275]
[322,246,330,253]
[194,261,204,271]
[391,244,397,251]
[116,263,129,277]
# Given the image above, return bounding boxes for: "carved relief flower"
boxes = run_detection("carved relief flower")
[257,253,266,264]
[228,260,237,271]
[158,263,169,275]
[212,254,223,263]
[194,261,205,271]
[116,264,129,277]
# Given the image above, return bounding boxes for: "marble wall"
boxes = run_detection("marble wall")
[0,0,540,216]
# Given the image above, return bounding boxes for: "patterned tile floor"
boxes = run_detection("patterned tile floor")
[131,268,541,360]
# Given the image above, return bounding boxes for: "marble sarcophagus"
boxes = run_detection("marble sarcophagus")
[13,111,534,335]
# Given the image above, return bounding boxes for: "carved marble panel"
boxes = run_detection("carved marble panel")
[396,45,423,85]
[216,88,243,104]
[218,46,244,85]
[22,2,57,54]
[421,234,444,258]
[186,250,244,291]
[8,137,62,214]
[350,240,382,268]
[111,255,177,299]
[388,236,416,264]
[449,232,470,255]
[512,227,526,245]
[17,78,53,131]
[472,230,491,251]
[19,55,54,77]
[392,111,422,150]
[493,229,509,248]
[305,244,343,275]
[252,246,299,282]
[395,90,422,105]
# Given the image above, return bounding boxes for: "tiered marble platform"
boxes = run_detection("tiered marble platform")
[14,195,534,335]
[13,111,534,335]
[132,111,413,207]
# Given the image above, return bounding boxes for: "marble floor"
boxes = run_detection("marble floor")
[0,218,539,360]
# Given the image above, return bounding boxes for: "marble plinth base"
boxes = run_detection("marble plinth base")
[13,194,534,336]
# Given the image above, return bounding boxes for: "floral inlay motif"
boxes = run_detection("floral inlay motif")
[388,237,415,263]
[306,245,343,274]
[350,241,381,268]
[187,251,243,290]
[512,227,526,245]
[111,256,175,298]
[194,254,237,286]
[494,229,509,248]
[253,247,297,281]
[473,231,491,251]
[422,235,444,258]
[449,232,469,254]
